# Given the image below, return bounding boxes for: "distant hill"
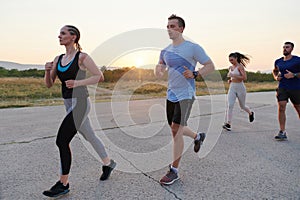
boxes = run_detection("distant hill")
[0,61,44,70]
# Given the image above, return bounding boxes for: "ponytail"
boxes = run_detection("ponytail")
[229,52,250,67]
[66,25,82,51]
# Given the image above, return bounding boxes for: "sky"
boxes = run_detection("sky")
[1,0,300,72]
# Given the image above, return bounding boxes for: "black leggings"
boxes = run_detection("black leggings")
[56,98,87,175]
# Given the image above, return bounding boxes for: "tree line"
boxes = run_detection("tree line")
[0,66,274,82]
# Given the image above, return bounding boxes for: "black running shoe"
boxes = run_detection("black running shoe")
[249,112,254,122]
[160,166,179,185]
[100,159,116,181]
[222,123,231,131]
[194,132,206,153]
[274,130,287,140]
[43,181,69,197]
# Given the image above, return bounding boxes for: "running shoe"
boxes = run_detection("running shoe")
[194,132,206,153]
[274,130,287,140]
[42,181,70,197]
[222,123,231,131]
[100,159,116,181]
[249,112,254,122]
[160,166,179,185]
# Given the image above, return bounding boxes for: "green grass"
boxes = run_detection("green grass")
[0,77,278,108]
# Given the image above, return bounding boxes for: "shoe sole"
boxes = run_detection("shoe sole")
[274,138,287,141]
[43,189,70,197]
[222,125,231,131]
[194,133,206,153]
[160,177,180,185]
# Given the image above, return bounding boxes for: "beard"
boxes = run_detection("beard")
[283,51,290,56]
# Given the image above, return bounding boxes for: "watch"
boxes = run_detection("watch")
[294,73,298,78]
[193,71,198,79]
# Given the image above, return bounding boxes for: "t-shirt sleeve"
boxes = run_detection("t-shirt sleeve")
[193,44,210,65]
[159,50,166,65]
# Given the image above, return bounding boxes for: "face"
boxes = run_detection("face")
[283,44,293,56]
[58,26,76,46]
[167,19,184,40]
[229,56,237,65]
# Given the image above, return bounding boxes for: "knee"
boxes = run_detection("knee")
[279,104,286,112]
[239,105,247,111]
[228,104,234,110]
[56,136,68,149]
[170,124,180,138]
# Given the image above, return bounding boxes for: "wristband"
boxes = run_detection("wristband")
[294,73,298,78]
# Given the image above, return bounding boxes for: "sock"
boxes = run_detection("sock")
[194,133,200,141]
[104,160,111,166]
[171,165,178,174]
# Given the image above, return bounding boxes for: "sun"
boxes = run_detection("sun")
[135,57,144,68]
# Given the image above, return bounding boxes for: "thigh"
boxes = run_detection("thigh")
[288,89,300,105]
[227,85,237,106]
[166,100,176,126]
[236,84,247,104]
[57,111,77,144]
[276,88,289,102]
[177,99,194,126]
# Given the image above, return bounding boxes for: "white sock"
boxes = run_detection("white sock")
[194,133,200,141]
[171,165,178,174]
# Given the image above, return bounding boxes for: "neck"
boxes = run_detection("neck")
[65,44,77,56]
[172,36,185,46]
[284,54,292,61]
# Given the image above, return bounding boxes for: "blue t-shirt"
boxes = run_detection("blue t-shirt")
[274,56,300,90]
[159,41,210,102]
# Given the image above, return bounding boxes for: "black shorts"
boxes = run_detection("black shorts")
[276,87,300,105]
[166,99,194,126]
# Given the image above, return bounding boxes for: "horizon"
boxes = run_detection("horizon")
[1,0,300,73]
[0,60,273,73]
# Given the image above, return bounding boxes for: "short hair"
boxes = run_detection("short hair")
[284,41,294,48]
[168,14,185,29]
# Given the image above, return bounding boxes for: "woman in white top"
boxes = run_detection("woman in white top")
[223,52,254,131]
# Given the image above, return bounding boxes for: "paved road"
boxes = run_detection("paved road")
[0,92,299,199]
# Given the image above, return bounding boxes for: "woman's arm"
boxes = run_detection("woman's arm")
[230,65,247,81]
[44,56,58,88]
[65,53,103,89]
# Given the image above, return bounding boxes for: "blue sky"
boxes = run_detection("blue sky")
[1,0,300,71]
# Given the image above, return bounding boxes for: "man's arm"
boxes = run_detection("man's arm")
[272,65,282,81]
[198,60,215,77]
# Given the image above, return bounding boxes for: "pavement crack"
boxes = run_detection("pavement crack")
[107,147,182,200]
[0,135,55,146]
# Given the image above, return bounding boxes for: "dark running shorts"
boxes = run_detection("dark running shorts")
[276,87,300,105]
[166,99,194,126]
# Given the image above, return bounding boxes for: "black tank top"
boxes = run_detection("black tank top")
[56,51,89,99]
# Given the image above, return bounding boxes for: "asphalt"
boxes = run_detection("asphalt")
[0,91,299,200]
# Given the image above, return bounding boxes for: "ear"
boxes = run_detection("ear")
[180,26,184,33]
[71,35,76,42]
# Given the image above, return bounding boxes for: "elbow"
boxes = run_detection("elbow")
[97,73,104,83]
[98,74,104,82]
[209,61,216,72]
[211,64,216,71]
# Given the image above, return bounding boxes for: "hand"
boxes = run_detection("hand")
[45,62,54,72]
[155,64,164,77]
[155,60,165,77]
[284,70,294,79]
[65,80,78,88]
[183,66,194,79]
[228,79,232,84]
